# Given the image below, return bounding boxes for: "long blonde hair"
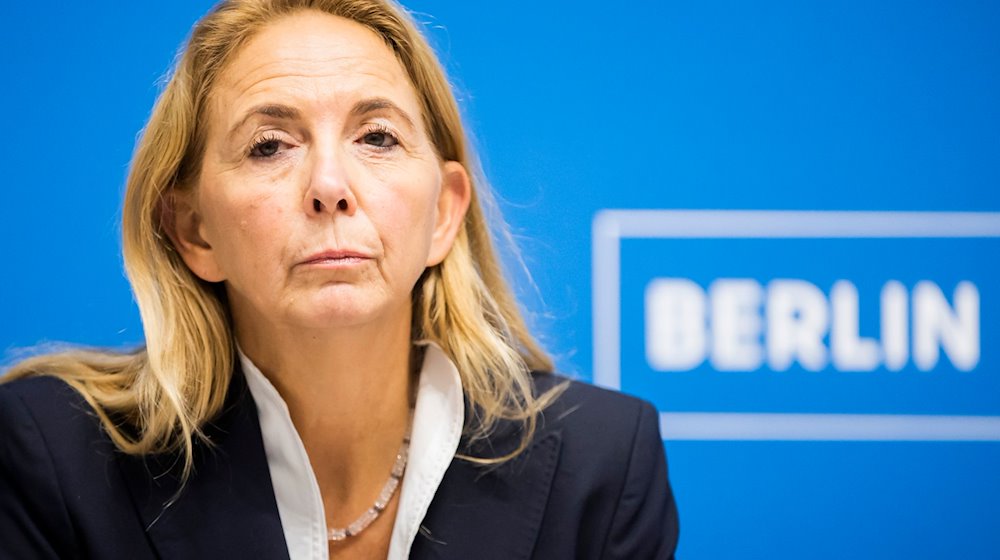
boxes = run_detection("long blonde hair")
[3,0,562,477]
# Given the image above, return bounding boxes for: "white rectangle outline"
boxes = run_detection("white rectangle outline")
[592,210,1000,441]
[659,412,1000,441]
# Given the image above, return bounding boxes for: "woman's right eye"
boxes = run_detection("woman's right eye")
[248,135,284,159]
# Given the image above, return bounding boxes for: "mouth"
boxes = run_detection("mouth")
[298,250,373,267]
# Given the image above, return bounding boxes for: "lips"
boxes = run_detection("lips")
[298,250,373,266]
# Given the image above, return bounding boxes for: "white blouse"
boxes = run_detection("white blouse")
[239,344,464,560]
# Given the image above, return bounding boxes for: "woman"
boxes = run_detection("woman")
[0,1,678,558]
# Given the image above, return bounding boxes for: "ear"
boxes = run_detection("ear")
[426,161,472,267]
[162,189,227,282]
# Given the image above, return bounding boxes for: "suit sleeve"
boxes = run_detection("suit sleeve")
[601,400,680,559]
[0,384,77,559]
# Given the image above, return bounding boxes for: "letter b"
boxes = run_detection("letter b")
[646,278,707,371]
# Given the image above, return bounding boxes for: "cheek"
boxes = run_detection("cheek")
[203,190,289,273]
[383,186,437,237]
[373,184,438,266]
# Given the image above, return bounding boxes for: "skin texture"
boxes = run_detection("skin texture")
[170,10,471,558]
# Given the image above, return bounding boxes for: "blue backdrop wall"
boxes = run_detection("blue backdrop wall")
[2,2,998,558]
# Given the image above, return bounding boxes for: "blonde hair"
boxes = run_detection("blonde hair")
[3,0,562,477]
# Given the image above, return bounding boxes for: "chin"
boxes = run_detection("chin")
[289,296,406,331]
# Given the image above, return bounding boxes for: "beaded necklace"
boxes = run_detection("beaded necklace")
[327,415,412,541]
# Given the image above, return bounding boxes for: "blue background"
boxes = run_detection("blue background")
[2,1,998,558]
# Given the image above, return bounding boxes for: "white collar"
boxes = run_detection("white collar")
[239,343,464,560]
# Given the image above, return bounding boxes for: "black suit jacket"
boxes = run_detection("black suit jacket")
[0,370,678,559]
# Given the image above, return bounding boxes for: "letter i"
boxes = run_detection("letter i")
[881,281,908,371]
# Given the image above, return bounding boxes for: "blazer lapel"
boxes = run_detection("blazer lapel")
[410,428,562,560]
[116,371,290,560]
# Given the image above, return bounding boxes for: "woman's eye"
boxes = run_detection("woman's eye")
[362,130,398,148]
[249,137,282,158]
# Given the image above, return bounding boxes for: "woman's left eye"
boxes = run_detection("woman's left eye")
[361,128,399,149]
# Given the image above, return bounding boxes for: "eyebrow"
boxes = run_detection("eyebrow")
[227,104,301,140]
[351,97,417,131]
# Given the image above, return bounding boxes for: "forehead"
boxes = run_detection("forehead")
[211,10,420,122]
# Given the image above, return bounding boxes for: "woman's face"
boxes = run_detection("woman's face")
[173,11,469,332]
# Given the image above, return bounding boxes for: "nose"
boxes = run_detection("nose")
[304,147,357,217]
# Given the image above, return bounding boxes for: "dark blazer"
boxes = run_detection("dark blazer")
[0,370,678,559]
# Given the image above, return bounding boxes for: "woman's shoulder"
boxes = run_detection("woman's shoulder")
[0,374,113,468]
[537,373,678,557]
[0,374,100,432]
[531,371,661,442]
[0,375,143,558]
[416,373,677,558]
[2,372,84,398]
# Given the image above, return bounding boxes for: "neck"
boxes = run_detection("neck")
[233,304,415,504]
